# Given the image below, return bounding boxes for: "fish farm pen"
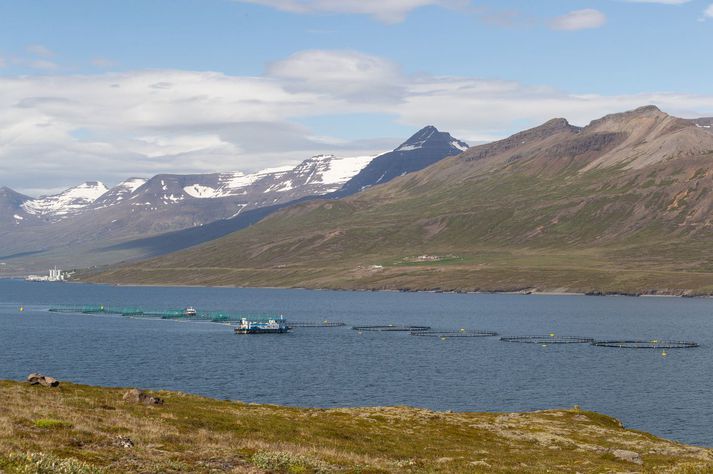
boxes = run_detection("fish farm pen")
[48,305,283,323]
[44,305,702,347]
[500,335,595,344]
[352,325,431,332]
[288,321,346,328]
[411,329,498,337]
[591,340,699,349]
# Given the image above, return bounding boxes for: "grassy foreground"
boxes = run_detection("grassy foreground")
[0,381,712,473]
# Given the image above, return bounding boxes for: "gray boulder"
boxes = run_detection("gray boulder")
[122,388,164,405]
[26,373,60,387]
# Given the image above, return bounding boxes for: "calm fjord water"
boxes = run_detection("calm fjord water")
[1,279,711,445]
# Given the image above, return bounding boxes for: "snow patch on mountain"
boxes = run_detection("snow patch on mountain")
[119,178,148,193]
[319,155,376,186]
[183,184,218,198]
[220,172,262,191]
[22,182,109,218]
[450,140,469,152]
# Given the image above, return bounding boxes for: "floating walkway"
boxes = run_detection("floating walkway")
[352,325,431,332]
[411,329,498,337]
[288,321,346,328]
[48,304,282,323]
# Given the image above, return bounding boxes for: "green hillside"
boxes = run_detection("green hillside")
[87,107,713,294]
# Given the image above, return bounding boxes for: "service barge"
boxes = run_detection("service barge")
[234,316,290,334]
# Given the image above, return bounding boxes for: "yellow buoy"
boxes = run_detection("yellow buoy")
[549,333,555,337]
[441,337,447,341]
[459,328,465,332]
[662,351,667,357]
[19,306,24,312]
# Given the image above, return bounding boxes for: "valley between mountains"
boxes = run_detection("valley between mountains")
[86,106,713,295]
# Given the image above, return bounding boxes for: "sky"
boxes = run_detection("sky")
[1,0,713,195]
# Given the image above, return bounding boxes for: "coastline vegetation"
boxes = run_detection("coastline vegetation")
[1,380,712,473]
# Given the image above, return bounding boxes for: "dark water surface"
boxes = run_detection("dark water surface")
[1,279,712,445]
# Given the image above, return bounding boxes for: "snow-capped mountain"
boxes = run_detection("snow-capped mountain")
[92,178,148,209]
[21,182,109,221]
[3,154,378,229]
[333,126,468,197]
[105,128,470,262]
[0,153,381,267]
[0,126,468,274]
[180,155,374,200]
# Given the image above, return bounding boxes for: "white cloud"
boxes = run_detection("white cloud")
[26,44,55,57]
[551,9,606,31]
[703,4,713,19]
[3,50,713,195]
[237,0,467,23]
[267,50,403,100]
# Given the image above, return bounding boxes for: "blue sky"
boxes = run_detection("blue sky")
[1,0,712,194]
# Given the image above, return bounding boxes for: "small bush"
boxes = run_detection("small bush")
[34,418,73,429]
[6,452,103,474]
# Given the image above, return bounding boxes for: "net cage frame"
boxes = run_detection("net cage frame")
[48,305,284,322]
[205,313,284,323]
[352,325,431,332]
[500,335,595,344]
[591,340,699,349]
[411,329,499,337]
[48,304,106,314]
[288,321,347,328]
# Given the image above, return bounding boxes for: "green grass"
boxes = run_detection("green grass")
[34,418,73,430]
[1,380,712,473]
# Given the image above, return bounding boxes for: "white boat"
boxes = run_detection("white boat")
[234,316,289,334]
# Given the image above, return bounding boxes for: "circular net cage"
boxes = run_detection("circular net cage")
[592,340,699,349]
[352,325,431,332]
[289,321,346,328]
[500,335,594,344]
[411,329,498,337]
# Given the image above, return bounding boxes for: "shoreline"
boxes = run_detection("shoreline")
[72,279,713,298]
[5,276,711,298]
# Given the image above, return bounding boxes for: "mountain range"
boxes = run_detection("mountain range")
[0,127,467,275]
[87,106,713,295]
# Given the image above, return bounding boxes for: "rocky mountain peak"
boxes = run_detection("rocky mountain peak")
[395,126,469,153]
[587,105,669,132]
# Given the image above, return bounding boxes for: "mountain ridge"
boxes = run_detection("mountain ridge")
[1,126,468,274]
[85,106,713,295]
